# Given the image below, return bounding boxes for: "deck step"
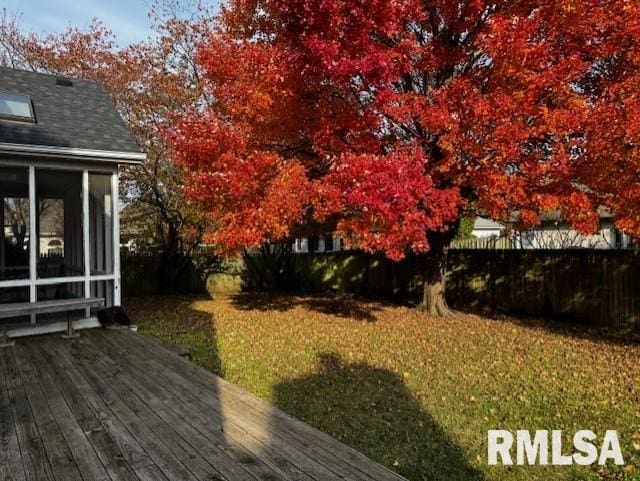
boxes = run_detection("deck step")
[7,317,101,338]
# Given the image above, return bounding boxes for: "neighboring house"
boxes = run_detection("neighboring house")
[471,217,504,238]
[296,214,633,253]
[293,234,345,253]
[119,215,143,252]
[466,213,632,250]
[514,211,632,249]
[0,67,145,337]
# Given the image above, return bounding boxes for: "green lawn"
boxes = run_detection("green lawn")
[125,294,640,481]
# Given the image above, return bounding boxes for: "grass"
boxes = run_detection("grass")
[125,293,640,481]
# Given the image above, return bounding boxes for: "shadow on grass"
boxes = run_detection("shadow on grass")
[125,295,225,375]
[458,307,640,348]
[273,352,484,481]
[447,250,640,346]
[228,292,387,322]
[511,316,640,346]
[125,295,483,479]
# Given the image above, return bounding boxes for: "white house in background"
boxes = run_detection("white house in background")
[295,214,633,253]
[472,217,504,238]
[0,67,145,338]
[469,213,632,249]
[514,211,632,249]
[293,234,345,253]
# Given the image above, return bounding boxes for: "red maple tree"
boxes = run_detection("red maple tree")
[168,0,640,315]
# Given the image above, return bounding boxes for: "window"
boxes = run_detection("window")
[37,281,85,324]
[37,281,84,302]
[0,92,35,122]
[36,169,84,278]
[91,279,114,308]
[308,236,319,253]
[90,174,114,275]
[324,234,334,252]
[0,166,30,281]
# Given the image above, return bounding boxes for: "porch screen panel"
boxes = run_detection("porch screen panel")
[37,281,84,301]
[0,286,29,325]
[90,280,114,308]
[0,166,30,281]
[36,169,84,278]
[37,281,85,324]
[89,174,114,275]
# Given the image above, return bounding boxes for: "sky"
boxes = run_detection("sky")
[4,0,219,47]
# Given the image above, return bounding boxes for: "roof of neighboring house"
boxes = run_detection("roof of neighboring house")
[540,207,613,223]
[473,217,504,230]
[474,208,613,231]
[0,67,144,163]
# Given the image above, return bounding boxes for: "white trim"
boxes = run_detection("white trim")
[0,274,115,289]
[36,276,87,286]
[28,165,36,323]
[0,142,145,164]
[0,279,30,288]
[0,196,4,271]
[88,274,116,282]
[112,171,121,306]
[1,158,117,173]
[83,170,91,316]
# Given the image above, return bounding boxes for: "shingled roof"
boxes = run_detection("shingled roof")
[0,67,144,163]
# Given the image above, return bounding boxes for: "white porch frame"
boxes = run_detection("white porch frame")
[0,158,121,324]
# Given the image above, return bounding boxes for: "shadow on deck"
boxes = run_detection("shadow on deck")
[0,329,412,481]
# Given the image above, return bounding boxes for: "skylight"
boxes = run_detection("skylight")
[0,91,35,122]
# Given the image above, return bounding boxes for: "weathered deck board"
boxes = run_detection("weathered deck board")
[10,346,84,481]
[42,339,167,478]
[70,338,254,481]
[0,349,26,481]
[121,332,403,481]
[93,331,344,481]
[0,349,54,481]
[14,346,112,481]
[1,330,408,481]
[30,341,141,481]
[86,334,290,481]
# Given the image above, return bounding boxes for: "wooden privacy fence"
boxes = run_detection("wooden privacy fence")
[120,249,218,296]
[122,248,640,327]
[450,237,518,249]
[267,250,640,327]
[446,250,640,327]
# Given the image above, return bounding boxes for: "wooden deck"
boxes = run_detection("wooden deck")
[0,329,407,481]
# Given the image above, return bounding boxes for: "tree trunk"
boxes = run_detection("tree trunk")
[420,229,456,317]
[158,224,184,294]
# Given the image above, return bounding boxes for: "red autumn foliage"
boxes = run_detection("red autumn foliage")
[167,0,640,261]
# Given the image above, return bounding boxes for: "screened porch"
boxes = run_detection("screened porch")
[0,161,121,337]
